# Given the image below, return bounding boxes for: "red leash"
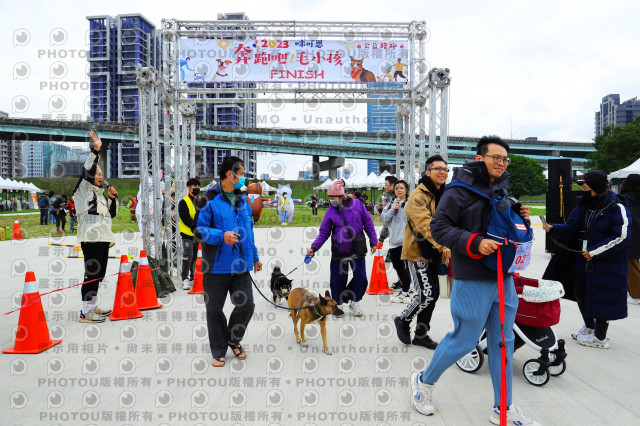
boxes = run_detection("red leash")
[497,247,507,425]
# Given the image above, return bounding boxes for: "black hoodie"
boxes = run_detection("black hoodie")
[430,161,513,281]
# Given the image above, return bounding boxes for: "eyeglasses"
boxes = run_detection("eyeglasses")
[428,167,450,173]
[482,154,511,165]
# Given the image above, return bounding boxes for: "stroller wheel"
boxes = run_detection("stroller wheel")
[523,359,550,386]
[548,353,567,376]
[456,344,484,373]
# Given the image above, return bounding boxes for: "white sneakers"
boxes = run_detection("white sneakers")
[571,325,594,340]
[628,294,640,305]
[410,372,434,415]
[348,300,363,316]
[490,405,542,426]
[182,279,192,290]
[577,334,610,349]
[392,292,411,304]
[408,373,543,424]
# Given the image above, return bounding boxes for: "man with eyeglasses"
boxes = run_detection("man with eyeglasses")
[394,154,451,349]
[409,136,541,426]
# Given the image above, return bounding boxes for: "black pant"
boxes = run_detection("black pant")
[80,242,110,302]
[398,260,440,338]
[40,208,48,225]
[181,237,197,280]
[389,246,411,292]
[56,211,66,230]
[203,272,255,358]
[312,205,318,216]
[575,277,609,340]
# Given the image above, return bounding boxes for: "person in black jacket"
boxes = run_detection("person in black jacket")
[544,170,630,349]
[178,178,201,290]
[621,174,640,304]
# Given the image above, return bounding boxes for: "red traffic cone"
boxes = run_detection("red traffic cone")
[109,255,144,321]
[12,218,23,240]
[367,242,393,295]
[188,244,204,294]
[134,250,163,310]
[3,272,62,354]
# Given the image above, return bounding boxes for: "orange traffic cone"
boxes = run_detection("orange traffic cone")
[188,244,204,294]
[3,272,62,354]
[367,242,393,295]
[109,255,143,321]
[134,250,163,310]
[12,218,23,240]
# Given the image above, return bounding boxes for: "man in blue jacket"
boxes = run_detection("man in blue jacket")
[197,156,262,368]
[409,136,541,425]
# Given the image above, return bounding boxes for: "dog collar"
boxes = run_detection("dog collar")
[309,304,325,319]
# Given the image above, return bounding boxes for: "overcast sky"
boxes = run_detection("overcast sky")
[1,0,638,179]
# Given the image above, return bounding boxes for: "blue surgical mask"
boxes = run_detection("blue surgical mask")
[233,174,246,190]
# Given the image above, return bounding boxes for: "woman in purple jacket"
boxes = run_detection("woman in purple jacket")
[307,180,378,317]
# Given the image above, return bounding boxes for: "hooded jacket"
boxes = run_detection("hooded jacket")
[72,149,117,245]
[430,161,513,281]
[196,182,259,274]
[311,198,378,259]
[544,191,630,320]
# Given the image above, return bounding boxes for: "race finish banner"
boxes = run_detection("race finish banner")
[179,38,409,84]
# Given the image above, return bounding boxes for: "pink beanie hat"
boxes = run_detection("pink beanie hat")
[327,179,346,196]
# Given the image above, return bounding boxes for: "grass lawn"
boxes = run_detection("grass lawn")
[0,205,383,241]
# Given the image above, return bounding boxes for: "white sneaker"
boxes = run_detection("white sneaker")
[182,279,192,290]
[348,300,363,317]
[410,372,434,416]
[392,292,411,304]
[490,405,542,426]
[571,325,594,340]
[628,294,640,305]
[577,334,610,349]
[79,311,106,323]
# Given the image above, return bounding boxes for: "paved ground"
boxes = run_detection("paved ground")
[0,224,639,425]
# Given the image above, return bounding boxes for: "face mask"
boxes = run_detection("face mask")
[191,188,200,196]
[330,199,340,207]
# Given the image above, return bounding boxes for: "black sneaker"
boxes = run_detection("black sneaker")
[394,317,412,344]
[412,335,438,350]
[391,281,403,290]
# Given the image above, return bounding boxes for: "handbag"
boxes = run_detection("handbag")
[336,209,368,257]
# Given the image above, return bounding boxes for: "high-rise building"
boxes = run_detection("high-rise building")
[595,94,640,136]
[87,14,161,178]
[366,83,401,174]
[0,111,23,178]
[86,12,256,179]
[22,141,80,178]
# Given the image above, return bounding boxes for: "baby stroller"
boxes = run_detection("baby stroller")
[456,276,567,386]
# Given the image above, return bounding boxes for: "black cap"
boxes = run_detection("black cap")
[583,170,608,193]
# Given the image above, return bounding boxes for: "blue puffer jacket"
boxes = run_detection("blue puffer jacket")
[551,191,630,320]
[196,183,259,274]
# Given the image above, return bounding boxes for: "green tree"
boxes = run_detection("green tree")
[588,116,640,173]
[507,154,546,199]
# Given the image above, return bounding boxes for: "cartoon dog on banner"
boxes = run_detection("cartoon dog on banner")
[276,184,295,224]
[212,59,232,82]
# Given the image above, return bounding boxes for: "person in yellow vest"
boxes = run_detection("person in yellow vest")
[179,178,201,290]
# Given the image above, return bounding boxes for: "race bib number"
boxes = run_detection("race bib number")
[509,242,532,273]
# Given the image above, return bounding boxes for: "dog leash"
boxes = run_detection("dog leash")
[235,243,315,312]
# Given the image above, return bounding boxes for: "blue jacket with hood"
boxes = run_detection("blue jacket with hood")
[196,182,259,274]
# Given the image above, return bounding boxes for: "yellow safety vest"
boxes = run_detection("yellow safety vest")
[179,195,196,236]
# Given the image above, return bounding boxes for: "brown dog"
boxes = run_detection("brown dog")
[288,288,344,355]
